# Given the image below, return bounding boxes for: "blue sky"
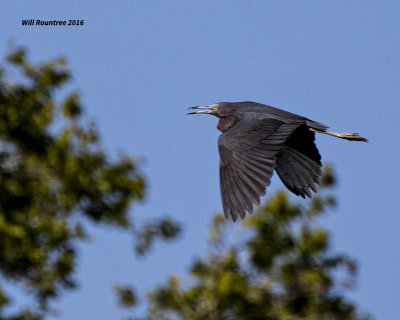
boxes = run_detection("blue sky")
[1,1,400,319]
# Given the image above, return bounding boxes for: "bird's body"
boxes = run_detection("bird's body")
[187,101,367,221]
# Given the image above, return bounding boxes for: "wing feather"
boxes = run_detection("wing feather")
[218,119,302,220]
[275,143,321,198]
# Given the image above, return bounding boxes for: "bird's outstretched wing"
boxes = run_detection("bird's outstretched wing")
[275,125,322,198]
[218,118,303,220]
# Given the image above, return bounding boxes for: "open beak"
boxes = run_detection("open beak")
[186,104,219,115]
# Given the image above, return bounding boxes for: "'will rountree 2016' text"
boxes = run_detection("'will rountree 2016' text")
[22,19,84,26]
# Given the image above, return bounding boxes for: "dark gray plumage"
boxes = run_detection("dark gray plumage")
[187,101,367,221]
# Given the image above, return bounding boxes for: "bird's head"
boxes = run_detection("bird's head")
[187,102,240,132]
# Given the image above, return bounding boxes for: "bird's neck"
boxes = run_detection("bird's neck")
[217,116,236,133]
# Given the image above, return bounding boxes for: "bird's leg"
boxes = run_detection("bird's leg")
[309,128,368,142]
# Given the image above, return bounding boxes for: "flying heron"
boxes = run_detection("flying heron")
[187,101,367,221]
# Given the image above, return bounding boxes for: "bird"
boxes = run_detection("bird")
[187,101,367,221]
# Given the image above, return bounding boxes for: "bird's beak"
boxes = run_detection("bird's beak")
[186,104,219,115]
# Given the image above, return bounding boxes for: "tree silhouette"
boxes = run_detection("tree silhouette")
[0,47,180,320]
[143,166,371,320]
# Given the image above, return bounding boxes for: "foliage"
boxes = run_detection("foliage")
[0,47,181,319]
[144,165,371,320]
[134,218,182,257]
[114,284,137,308]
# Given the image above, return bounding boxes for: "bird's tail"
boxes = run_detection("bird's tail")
[275,146,321,198]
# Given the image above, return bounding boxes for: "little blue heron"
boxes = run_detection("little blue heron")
[187,101,367,221]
